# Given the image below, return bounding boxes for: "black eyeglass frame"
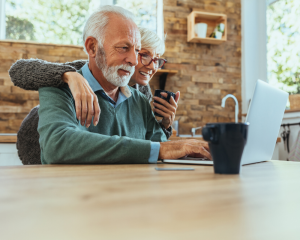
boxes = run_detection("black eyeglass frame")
[138,53,167,69]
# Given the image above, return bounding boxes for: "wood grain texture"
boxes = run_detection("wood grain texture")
[0,161,300,240]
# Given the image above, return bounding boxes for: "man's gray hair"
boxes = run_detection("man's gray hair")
[82,5,136,52]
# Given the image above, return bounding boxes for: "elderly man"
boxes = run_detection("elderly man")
[37,5,211,164]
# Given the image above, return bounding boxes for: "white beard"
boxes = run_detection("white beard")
[95,47,135,87]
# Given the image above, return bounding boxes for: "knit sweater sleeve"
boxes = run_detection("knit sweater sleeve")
[138,84,153,102]
[9,58,87,90]
[158,120,173,139]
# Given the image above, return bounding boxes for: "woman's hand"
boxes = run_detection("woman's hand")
[153,91,180,129]
[62,72,100,128]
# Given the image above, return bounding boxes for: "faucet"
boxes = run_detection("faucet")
[221,94,239,123]
[191,127,202,137]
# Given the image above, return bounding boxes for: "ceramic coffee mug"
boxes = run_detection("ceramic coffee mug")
[215,31,222,39]
[202,122,249,174]
[154,90,176,117]
[194,23,207,38]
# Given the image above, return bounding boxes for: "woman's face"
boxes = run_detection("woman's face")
[130,48,159,86]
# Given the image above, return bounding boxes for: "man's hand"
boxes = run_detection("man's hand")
[62,72,100,128]
[158,139,212,160]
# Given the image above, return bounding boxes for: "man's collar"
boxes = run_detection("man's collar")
[81,62,132,98]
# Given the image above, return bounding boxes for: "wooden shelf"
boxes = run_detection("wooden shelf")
[187,11,227,44]
[285,108,300,113]
[154,69,178,76]
[154,69,178,90]
[189,37,226,45]
[0,134,17,143]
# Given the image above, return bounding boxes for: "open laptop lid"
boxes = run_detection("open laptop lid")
[163,80,288,166]
[241,80,288,165]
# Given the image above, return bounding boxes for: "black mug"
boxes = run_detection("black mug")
[202,123,249,174]
[154,90,176,117]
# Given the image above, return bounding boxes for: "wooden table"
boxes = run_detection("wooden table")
[1,161,300,240]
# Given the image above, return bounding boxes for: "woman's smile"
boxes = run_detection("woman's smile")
[139,70,152,79]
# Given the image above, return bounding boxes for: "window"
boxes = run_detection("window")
[113,0,157,33]
[4,0,96,45]
[241,0,297,113]
[0,0,162,45]
[267,0,300,95]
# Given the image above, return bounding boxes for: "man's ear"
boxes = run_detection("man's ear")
[85,37,98,58]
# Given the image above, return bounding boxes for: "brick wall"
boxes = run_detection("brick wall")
[162,0,241,134]
[0,40,87,133]
[0,0,241,134]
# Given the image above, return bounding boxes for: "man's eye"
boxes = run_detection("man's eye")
[118,47,128,52]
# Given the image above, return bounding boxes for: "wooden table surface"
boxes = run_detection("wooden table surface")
[1,161,300,240]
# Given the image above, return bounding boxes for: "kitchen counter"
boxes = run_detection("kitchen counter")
[0,134,17,143]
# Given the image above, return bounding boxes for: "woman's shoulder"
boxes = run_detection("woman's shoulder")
[128,85,151,103]
[138,84,153,102]
[129,84,153,102]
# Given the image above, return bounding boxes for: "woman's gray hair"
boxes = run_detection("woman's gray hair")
[82,5,135,52]
[139,27,165,56]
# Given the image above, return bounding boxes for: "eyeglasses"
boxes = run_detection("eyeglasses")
[138,53,167,69]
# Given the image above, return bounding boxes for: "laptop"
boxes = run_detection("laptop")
[163,80,289,165]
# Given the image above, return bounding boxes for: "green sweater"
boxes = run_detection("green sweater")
[38,83,167,164]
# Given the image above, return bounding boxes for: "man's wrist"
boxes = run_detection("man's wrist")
[158,142,166,160]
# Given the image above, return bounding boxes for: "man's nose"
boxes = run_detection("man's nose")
[126,48,138,66]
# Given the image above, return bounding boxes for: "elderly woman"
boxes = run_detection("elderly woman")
[9,27,180,165]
